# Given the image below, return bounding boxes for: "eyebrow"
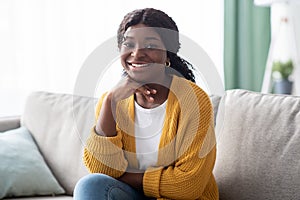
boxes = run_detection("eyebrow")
[145,36,160,41]
[123,36,160,41]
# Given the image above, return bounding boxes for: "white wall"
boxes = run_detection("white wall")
[270,3,300,94]
[0,0,224,117]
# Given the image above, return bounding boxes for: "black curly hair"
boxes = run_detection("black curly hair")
[117,8,195,83]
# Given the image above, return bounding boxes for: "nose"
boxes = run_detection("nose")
[130,46,146,58]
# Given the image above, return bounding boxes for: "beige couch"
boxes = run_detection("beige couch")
[0,92,93,199]
[1,89,299,199]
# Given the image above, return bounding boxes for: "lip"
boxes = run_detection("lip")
[127,62,152,71]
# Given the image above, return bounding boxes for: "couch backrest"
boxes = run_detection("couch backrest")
[214,89,300,200]
[21,91,97,195]
[19,91,222,196]
[210,94,222,126]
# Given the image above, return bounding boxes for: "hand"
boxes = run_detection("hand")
[135,84,157,104]
[118,171,144,191]
[95,75,157,137]
[110,75,157,105]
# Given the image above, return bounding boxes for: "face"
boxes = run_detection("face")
[120,24,168,83]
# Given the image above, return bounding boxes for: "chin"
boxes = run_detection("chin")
[127,73,155,84]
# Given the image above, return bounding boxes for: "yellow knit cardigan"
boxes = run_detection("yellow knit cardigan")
[84,76,219,200]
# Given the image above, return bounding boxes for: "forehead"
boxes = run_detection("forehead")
[124,24,162,40]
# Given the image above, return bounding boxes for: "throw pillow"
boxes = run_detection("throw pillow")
[0,126,65,198]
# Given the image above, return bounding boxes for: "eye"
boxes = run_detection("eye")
[145,44,158,49]
[122,42,135,49]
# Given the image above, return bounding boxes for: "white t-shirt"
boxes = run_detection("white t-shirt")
[134,100,167,170]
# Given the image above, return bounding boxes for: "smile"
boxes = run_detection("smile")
[127,62,152,70]
[129,63,151,68]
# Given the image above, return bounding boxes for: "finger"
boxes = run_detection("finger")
[144,84,157,95]
[139,85,157,95]
[143,93,155,103]
[148,95,154,102]
[150,88,157,94]
[135,90,155,103]
[135,86,151,96]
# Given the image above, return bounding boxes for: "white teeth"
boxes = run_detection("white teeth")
[131,63,149,68]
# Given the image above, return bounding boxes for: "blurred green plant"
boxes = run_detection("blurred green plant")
[272,59,294,80]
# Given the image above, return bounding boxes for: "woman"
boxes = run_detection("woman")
[74,8,218,200]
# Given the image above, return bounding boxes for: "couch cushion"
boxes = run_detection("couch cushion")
[0,127,65,198]
[21,92,96,195]
[214,89,300,200]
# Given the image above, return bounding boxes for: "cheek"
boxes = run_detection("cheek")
[150,50,167,64]
[120,51,130,66]
[157,54,167,64]
[120,47,128,57]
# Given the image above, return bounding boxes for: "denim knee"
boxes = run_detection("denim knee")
[74,173,109,200]
[74,173,150,200]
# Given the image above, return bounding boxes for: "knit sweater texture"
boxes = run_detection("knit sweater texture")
[84,76,219,199]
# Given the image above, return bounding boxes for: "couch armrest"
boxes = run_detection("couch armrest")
[0,116,21,132]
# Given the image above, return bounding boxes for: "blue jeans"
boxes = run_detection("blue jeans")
[74,173,154,200]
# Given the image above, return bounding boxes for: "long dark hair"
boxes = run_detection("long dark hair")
[117,8,195,83]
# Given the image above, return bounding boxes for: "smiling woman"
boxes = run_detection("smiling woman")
[74,8,219,200]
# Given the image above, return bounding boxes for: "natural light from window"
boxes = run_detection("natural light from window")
[0,0,224,117]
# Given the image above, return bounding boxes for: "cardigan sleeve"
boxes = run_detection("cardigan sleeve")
[143,83,218,199]
[83,93,128,178]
